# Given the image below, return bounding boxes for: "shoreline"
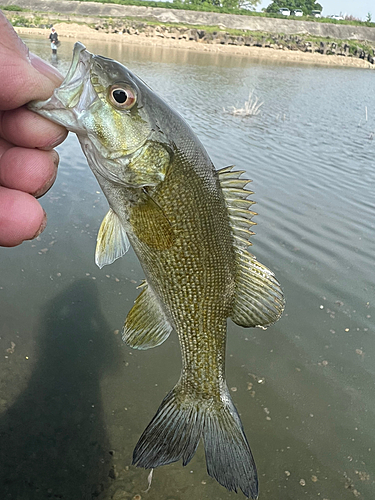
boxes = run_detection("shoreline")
[15,24,375,70]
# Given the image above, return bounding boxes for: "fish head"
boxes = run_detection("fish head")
[29,42,170,188]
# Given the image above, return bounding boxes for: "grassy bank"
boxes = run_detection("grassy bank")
[4,9,375,59]
[2,1,375,27]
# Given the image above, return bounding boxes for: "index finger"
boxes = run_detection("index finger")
[0,107,68,150]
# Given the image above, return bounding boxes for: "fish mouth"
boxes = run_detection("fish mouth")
[28,42,96,131]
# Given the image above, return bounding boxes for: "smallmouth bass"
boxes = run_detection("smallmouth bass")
[29,43,285,498]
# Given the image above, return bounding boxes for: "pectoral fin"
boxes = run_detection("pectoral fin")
[95,208,130,269]
[130,193,175,250]
[123,282,173,349]
[218,165,285,327]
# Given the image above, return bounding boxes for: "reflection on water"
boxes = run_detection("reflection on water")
[0,34,374,499]
[51,52,58,67]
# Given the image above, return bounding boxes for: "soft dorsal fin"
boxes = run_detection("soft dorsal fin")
[95,208,130,269]
[230,250,285,328]
[218,166,285,328]
[123,281,173,349]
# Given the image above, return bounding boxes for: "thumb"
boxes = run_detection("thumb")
[0,13,63,109]
[29,52,63,88]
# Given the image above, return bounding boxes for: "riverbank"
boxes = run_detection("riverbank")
[13,23,375,70]
[3,0,375,42]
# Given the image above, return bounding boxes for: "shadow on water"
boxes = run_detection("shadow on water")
[0,279,121,500]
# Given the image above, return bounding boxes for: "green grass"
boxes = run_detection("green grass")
[3,0,374,27]
[68,0,375,27]
[95,17,276,41]
[5,12,59,27]
[69,0,267,16]
[0,4,26,10]
[5,8,374,53]
[305,35,374,53]
[112,20,374,49]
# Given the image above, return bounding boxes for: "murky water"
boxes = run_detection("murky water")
[1,35,374,500]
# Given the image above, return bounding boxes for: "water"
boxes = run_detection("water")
[1,35,374,499]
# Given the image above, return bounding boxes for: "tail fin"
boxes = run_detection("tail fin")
[132,386,258,499]
[202,397,258,498]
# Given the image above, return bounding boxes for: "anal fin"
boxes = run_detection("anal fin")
[123,282,173,349]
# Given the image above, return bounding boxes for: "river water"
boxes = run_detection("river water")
[0,36,374,500]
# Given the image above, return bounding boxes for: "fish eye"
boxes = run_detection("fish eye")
[109,85,136,110]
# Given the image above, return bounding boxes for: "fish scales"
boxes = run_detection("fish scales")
[129,155,233,396]
[29,42,285,499]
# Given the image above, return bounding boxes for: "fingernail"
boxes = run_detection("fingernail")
[30,210,47,240]
[48,132,68,149]
[29,52,63,86]
[39,131,68,151]
[34,152,59,199]
[51,149,59,167]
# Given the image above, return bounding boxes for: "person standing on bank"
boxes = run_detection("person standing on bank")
[49,27,58,55]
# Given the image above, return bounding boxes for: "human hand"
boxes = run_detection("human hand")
[0,12,68,247]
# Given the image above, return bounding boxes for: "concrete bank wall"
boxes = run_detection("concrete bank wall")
[2,0,375,42]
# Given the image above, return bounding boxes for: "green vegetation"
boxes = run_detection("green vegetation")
[5,12,58,27]
[7,10,373,56]
[3,0,374,28]
[96,17,274,38]
[64,0,375,26]
[7,14,32,26]
[183,0,261,11]
[1,0,374,27]
[66,0,263,15]
[265,0,322,16]
[305,35,374,54]
[0,4,26,10]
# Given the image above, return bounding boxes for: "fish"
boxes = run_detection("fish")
[29,42,285,498]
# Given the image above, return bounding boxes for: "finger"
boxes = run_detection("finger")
[0,138,13,159]
[29,52,62,87]
[0,14,63,109]
[0,52,62,110]
[0,186,46,247]
[0,11,30,56]
[0,107,67,149]
[0,147,59,197]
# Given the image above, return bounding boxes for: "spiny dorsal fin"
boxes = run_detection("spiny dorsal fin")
[217,165,256,249]
[95,208,130,269]
[123,281,173,349]
[218,165,285,328]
